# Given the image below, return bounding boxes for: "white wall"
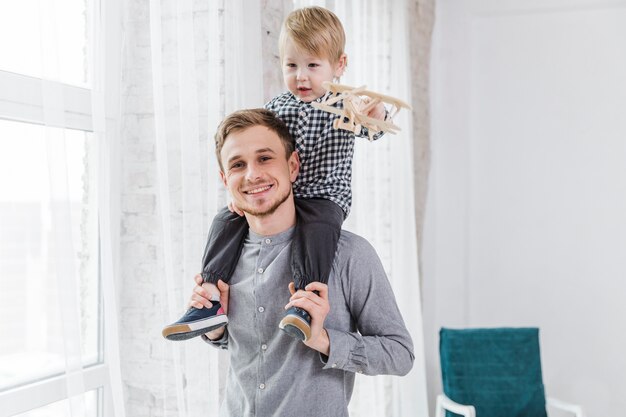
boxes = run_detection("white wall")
[425,0,626,415]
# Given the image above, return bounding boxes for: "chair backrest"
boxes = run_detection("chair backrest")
[439,327,548,417]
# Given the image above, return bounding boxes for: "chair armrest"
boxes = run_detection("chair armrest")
[435,394,476,417]
[546,397,585,417]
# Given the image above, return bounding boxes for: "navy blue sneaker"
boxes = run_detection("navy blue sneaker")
[162,303,228,341]
[279,306,311,342]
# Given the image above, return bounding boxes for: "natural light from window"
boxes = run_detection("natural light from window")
[13,389,99,417]
[0,120,99,391]
[0,0,88,87]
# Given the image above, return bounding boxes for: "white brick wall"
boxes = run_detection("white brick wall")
[120,0,199,413]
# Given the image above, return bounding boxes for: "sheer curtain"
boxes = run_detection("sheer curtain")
[0,0,125,415]
[333,1,429,416]
[133,0,266,415]
[146,0,217,414]
[127,0,426,416]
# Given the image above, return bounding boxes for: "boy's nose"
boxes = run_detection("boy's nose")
[296,69,307,81]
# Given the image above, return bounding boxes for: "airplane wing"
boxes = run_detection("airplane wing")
[322,81,411,110]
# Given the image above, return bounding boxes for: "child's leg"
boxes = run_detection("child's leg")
[279,198,344,342]
[291,198,344,289]
[200,206,249,285]
[162,206,246,341]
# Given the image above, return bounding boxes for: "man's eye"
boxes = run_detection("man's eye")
[260,156,272,162]
[230,162,244,169]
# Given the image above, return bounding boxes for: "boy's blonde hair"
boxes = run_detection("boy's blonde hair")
[279,6,346,65]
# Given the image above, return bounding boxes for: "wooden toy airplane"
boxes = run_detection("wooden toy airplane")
[311,81,412,141]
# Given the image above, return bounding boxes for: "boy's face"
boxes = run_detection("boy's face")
[282,38,346,103]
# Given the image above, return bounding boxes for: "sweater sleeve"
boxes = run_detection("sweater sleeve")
[322,234,415,376]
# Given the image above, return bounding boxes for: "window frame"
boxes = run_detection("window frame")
[0,3,115,413]
[0,70,92,131]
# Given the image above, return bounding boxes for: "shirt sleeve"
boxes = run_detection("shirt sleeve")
[322,234,415,376]
[358,127,386,141]
[355,108,390,141]
[201,327,229,350]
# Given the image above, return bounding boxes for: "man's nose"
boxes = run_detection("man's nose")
[245,162,261,181]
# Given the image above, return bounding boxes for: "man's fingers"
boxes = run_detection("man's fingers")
[288,282,296,296]
[286,283,329,311]
[304,282,328,299]
[217,279,229,294]
[194,274,203,285]
[194,284,209,298]
[190,293,212,309]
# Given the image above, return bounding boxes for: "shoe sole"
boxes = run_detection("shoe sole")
[162,315,228,341]
[278,314,311,342]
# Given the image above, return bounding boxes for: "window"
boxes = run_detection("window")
[0,1,107,415]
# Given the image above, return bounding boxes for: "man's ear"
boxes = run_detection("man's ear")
[334,53,348,78]
[288,151,300,183]
[219,170,227,187]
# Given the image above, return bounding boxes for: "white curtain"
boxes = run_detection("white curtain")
[292,1,429,415]
[146,0,216,414]
[44,0,127,414]
[92,0,127,414]
[136,0,266,415]
[124,0,427,416]
[0,0,125,415]
[333,2,429,417]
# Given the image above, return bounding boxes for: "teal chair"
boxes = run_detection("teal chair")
[436,327,585,417]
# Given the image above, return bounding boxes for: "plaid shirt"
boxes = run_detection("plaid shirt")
[265,92,383,217]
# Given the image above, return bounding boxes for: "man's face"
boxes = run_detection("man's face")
[220,125,299,217]
[281,38,346,103]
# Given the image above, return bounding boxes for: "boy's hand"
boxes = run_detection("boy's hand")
[285,281,331,355]
[228,201,245,217]
[361,97,387,121]
[367,101,387,121]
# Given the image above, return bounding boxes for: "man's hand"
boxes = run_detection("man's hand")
[285,282,331,355]
[228,201,244,217]
[188,274,230,340]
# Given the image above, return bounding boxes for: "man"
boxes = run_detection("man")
[187,109,414,417]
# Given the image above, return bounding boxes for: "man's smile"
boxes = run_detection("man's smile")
[244,184,273,195]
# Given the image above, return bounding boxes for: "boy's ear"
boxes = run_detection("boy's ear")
[334,53,348,78]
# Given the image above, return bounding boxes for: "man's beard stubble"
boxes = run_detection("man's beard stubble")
[240,185,292,218]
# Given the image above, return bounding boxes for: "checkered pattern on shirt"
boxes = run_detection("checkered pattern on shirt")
[265,92,383,217]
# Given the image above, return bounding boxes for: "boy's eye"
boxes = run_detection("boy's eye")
[308,63,319,68]
[285,63,296,68]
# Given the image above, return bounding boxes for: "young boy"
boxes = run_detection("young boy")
[162,6,387,342]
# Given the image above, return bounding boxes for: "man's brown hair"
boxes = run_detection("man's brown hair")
[214,108,295,171]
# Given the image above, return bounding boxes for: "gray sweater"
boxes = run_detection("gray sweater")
[204,227,414,417]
